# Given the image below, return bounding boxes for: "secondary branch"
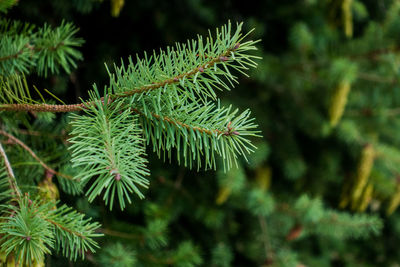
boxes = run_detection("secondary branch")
[0,130,74,180]
[133,108,224,136]
[0,142,21,198]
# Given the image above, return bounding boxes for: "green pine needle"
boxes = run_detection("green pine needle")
[69,90,150,210]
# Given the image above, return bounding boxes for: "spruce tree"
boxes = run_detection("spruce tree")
[2,0,400,266]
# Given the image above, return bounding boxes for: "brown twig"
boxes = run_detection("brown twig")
[44,218,86,239]
[133,108,224,136]
[0,103,85,112]
[0,130,74,180]
[0,143,21,198]
[0,42,65,62]
[0,49,25,62]
[15,128,67,140]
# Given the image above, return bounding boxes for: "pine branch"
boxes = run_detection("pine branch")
[0,20,83,77]
[0,18,35,36]
[69,93,149,210]
[348,44,400,61]
[110,22,259,102]
[0,129,74,181]
[0,22,259,114]
[14,128,67,140]
[132,107,224,136]
[114,41,241,98]
[137,97,260,170]
[0,197,54,266]
[1,22,261,212]
[44,204,102,260]
[0,46,25,62]
[34,21,83,76]
[0,71,81,110]
[0,197,101,263]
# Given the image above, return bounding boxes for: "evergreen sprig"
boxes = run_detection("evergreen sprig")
[0,197,53,266]
[138,98,259,170]
[69,90,150,210]
[120,22,261,171]
[0,196,102,264]
[109,22,259,101]
[45,203,102,260]
[66,22,260,209]
[0,19,83,77]
[34,21,83,76]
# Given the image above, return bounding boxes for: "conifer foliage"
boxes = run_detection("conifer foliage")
[0,0,261,264]
[1,0,397,266]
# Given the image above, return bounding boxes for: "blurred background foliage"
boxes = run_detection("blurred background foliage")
[6,0,400,266]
